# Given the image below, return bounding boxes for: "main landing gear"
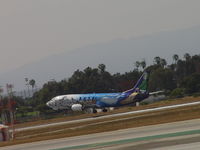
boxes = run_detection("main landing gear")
[102,108,108,112]
[90,108,108,113]
[92,108,107,113]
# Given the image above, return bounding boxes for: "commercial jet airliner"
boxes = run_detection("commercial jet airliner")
[46,71,160,113]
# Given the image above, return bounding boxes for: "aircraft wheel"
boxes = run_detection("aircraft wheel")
[102,108,108,112]
[93,109,97,113]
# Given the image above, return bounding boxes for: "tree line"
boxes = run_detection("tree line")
[4,53,200,116]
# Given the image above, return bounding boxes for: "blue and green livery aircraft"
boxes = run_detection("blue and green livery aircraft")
[46,71,161,113]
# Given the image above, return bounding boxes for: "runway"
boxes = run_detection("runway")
[2,118,200,150]
[16,101,200,132]
[107,135,200,150]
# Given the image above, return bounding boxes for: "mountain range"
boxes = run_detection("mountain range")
[0,26,200,91]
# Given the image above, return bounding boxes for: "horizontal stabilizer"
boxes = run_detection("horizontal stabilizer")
[149,91,164,95]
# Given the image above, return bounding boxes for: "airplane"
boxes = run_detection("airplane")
[46,71,161,113]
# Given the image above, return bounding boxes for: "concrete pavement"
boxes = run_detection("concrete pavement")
[2,118,200,150]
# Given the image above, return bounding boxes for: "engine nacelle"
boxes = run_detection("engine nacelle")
[71,104,83,111]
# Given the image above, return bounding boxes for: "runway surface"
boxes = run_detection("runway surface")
[2,118,200,150]
[16,101,200,132]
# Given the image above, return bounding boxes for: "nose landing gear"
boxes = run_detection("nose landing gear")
[93,109,97,113]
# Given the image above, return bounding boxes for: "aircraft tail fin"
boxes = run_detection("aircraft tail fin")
[123,71,149,95]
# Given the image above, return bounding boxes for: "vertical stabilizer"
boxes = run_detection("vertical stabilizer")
[123,71,149,95]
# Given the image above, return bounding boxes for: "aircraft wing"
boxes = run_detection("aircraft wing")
[83,104,99,109]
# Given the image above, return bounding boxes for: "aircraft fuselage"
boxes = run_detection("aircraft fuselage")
[46,92,149,111]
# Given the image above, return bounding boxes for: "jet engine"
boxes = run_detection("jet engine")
[71,104,82,111]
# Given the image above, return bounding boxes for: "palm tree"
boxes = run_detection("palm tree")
[0,86,3,99]
[173,54,179,64]
[29,79,36,89]
[134,61,140,70]
[154,56,161,65]
[160,58,167,68]
[140,60,146,70]
[98,64,106,73]
[25,78,30,97]
[184,53,191,61]
[29,79,36,96]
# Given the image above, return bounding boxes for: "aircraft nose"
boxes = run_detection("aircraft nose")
[46,101,51,107]
[46,100,54,108]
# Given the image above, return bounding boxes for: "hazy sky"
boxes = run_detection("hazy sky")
[0,0,200,73]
